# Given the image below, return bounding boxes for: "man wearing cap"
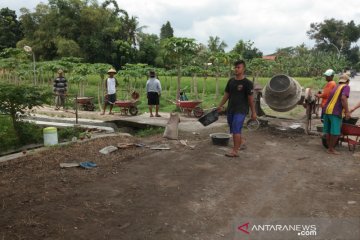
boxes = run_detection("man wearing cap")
[53,69,67,110]
[316,69,337,118]
[146,70,162,117]
[322,74,351,154]
[101,68,119,115]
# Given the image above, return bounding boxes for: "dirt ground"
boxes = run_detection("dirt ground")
[1,123,360,240]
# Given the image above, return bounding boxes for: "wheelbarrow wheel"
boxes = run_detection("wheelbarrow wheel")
[84,103,95,111]
[129,106,138,116]
[193,107,204,118]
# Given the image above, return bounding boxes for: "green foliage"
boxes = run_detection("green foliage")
[0,8,22,51]
[231,40,263,60]
[0,83,51,140]
[160,21,174,40]
[207,36,227,53]
[0,83,51,116]
[307,18,360,65]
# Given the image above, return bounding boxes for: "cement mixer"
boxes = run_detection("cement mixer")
[261,74,320,134]
[263,74,302,112]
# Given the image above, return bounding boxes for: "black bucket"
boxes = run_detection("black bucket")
[210,133,231,146]
[198,108,219,126]
[343,117,359,125]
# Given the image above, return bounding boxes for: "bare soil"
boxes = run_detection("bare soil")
[1,124,360,240]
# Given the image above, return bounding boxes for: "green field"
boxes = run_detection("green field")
[60,75,323,113]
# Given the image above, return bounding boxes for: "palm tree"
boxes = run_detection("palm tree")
[207,36,227,53]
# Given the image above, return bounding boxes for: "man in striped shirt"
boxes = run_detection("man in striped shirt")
[322,74,351,154]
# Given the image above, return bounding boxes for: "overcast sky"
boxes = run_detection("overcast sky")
[2,0,360,54]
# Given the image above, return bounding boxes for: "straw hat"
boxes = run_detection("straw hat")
[107,68,117,74]
[339,74,350,83]
[57,69,64,74]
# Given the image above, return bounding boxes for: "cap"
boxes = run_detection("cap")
[323,69,335,76]
[339,74,350,83]
[107,68,116,74]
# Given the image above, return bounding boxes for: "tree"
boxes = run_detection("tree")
[208,52,228,99]
[207,36,227,53]
[160,21,174,40]
[307,19,360,64]
[0,8,23,51]
[163,37,197,99]
[137,33,160,66]
[231,40,262,60]
[0,83,50,139]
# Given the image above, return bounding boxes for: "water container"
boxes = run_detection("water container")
[263,74,302,112]
[43,127,58,146]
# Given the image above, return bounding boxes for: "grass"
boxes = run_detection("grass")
[134,127,165,137]
[0,115,91,153]
[57,74,321,115]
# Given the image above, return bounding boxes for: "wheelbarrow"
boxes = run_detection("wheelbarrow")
[321,117,360,151]
[176,100,204,118]
[75,97,95,111]
[339,119,360,151]
[114,91,140,116]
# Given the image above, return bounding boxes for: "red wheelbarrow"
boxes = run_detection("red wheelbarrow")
[339,123,360,151]
[176,100,204,118]
[114,91,140,116]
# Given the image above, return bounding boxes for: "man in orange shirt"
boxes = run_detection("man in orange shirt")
[316,69,337,118]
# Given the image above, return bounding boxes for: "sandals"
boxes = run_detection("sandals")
[225,152,239,158]
[155,114,161,117]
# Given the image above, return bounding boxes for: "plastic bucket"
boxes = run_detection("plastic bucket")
[198,109,219,126]
[210,133,231,146]
[43,127,58,146]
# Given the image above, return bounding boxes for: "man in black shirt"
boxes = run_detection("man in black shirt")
[217,60,257,157]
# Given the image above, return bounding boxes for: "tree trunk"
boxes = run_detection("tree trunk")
[202,76,207,100]
[191,74,194,96]
[97,81,103,112]
[215,72,219,99]
[176,66,181,100]
[194,73,198,99]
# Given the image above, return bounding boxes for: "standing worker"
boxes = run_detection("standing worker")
[217,60,257,157]
[146,70,162,117]
[316,69,337,118]
[322,74,351,155]
[101,68,118,115]
[53,69,67,110]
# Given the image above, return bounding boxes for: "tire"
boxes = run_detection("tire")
[193,107,204,118]
[129,106,138,116]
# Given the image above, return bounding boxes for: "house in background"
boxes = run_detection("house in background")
[262,54,277,61]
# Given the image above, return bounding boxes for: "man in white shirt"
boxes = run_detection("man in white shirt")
[101,68,118,115]
[146,70,162,117]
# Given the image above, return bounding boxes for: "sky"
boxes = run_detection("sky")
[2,0,360,55]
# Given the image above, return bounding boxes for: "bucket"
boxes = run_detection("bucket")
[198,108,219,126]
[43,127,58,146]
[210,133,231,146]
[263,74,302,112]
